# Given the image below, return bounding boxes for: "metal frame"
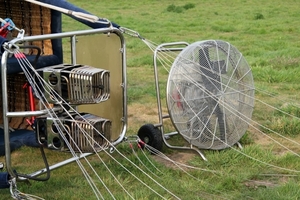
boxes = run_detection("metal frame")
[1,27,127,180]
[152,42,207,161]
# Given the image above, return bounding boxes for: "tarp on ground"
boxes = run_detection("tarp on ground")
[0,129,39,156]
[0,129,39,188]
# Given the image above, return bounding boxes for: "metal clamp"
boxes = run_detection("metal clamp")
[2,42,19,54]
[9,177,19,199]
[16,29,25,40]
[119,27,144,40]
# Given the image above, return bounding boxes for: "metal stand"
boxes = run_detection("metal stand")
[1,27,127,184]
[152,42,207,161]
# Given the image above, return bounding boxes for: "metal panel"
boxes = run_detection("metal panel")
[76,33,124,141]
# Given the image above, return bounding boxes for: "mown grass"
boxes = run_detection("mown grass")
[1,0,300,199]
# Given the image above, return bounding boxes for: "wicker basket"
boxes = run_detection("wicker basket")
[0,74,34,130]
[0,0,53,55]
[0,0,54,129]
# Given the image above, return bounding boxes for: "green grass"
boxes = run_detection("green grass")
[1,0,300,199]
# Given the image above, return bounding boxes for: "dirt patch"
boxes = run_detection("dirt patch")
[247,125,273,146]
[152,151,197,169]
[127,103,159,130]
[248,123,300,156]
[244,176,289,189]
[244,180,278,189]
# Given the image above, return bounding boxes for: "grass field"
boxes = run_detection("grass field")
[1,0,300,199]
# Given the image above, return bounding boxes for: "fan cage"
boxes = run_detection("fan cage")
[166,40,255,150]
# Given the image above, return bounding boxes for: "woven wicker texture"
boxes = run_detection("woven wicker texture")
[0,74,33,130]
[0,0,53,55]
[0,0,53,129]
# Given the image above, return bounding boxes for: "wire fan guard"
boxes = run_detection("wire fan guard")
[167,40,255,150]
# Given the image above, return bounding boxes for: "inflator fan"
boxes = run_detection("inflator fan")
[166,40,255,150]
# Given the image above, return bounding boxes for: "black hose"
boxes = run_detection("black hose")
[18,45,41,69]
[15,145,51,181]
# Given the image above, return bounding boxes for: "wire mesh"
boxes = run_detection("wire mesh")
[167,40,255,150]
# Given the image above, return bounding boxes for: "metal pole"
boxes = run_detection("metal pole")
[1,51,16,177]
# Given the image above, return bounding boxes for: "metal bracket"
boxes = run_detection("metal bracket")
[119,27,144,39]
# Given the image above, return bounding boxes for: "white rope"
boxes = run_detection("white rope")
[24,0,100,23]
